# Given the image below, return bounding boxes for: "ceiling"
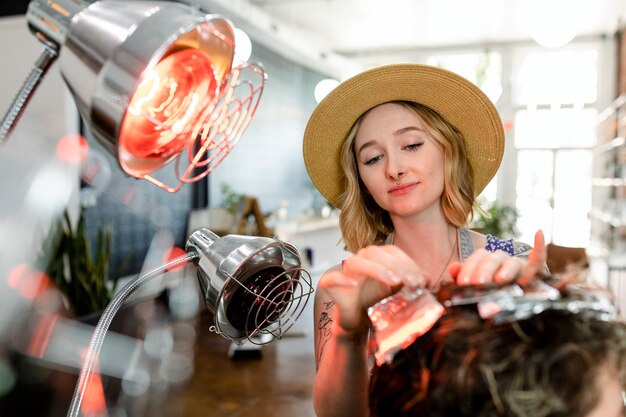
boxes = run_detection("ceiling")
[249,0,626,51]
[4,1,626,79]
[202,0,626,77]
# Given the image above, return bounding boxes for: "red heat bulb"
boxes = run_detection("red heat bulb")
[119,48,218,176]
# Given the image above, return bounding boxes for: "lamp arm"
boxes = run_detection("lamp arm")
[0,44,58,143]
[66,251,199,417]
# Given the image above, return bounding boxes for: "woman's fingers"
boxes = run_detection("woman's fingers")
[345,245,426,287]
[454,230,548,287]
[518,230,547,285]
[455,249,516,285]
[318,270,359,288]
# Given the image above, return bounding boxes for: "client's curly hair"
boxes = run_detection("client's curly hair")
[369,286,626,417]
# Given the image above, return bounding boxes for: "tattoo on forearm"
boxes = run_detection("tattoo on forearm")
[316,301,335,369]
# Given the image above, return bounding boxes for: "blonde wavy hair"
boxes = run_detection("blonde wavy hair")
[338,101,475,253]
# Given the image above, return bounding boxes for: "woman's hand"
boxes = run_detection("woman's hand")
[449,230,547,286]
[318,245,425,335]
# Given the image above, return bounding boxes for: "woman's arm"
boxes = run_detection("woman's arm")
[312,246,426,417]
[313,279,371,417]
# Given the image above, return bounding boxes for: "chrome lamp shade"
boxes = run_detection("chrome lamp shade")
[57,1,235,178]
[3,0,266,191]
[186,229,313,344]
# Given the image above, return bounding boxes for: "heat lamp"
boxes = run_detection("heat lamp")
[67,228,313,417]
[67,229,313,417]
[1,0,266,192]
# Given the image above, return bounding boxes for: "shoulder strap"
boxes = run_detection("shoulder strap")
[459,228,474,261]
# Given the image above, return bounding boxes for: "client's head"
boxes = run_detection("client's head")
[369,279,626,417]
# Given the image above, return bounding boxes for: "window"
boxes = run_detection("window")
[426,51,503,203]
[514,107,596,246]
[512,48,598,107]
[427,51,503,105]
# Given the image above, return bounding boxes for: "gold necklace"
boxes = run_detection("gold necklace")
[430,229,458,290]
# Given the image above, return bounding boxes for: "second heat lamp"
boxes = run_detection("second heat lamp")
[186,228,313,344]
[67,228,313,417]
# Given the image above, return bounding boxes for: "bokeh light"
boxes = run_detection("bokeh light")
[232,27,252,68]
[56,134,89,164]
[163,246,188,271]
[314,78,340,103]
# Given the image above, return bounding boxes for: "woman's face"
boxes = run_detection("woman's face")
[354,102,445,220]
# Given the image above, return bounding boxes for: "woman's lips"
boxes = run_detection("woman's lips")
[388,183,418,195]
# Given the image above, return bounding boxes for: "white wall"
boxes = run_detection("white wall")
[0,15,79,276]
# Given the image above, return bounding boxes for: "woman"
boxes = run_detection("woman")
[302,64,546,417]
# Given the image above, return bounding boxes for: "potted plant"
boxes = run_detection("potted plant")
[44,210,118,318]
[471,200,519,239]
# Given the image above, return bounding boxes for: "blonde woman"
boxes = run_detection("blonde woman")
[302,64,546,417]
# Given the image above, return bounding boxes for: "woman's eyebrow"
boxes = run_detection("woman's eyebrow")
[393,126,424,136]
[357,126,425,156]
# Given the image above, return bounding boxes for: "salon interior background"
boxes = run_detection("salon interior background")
[1,0,625,279]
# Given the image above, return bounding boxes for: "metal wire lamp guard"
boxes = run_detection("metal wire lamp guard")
[1,0,266,192]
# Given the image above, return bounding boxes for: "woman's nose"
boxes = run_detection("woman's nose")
[385,154,406,181]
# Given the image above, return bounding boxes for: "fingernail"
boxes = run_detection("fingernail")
[498,268,513,281]
[407,273,424,287]
[338,278,359,287]
[385,270,402,284]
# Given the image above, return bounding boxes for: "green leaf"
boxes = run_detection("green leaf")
[43,209,114,317]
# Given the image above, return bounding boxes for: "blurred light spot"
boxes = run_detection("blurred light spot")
[144,327,173,358]
[122,188,138,205]
[527,0,582,48]
[7,264,29,288]
[122,369,150,397]
[135,301,157,321]
[0,360,16,396]
[171,322,196,347]
[8,264,51,299]
[232,28,252,68]
[314,79,340,103]
[80,150,112,208]
[33,286,65,313]
[168,285,200,320]
[28,313,59,358]
[56,134,89,164]
[163,247,188,271]
[81,364,107,416]
[107,407,128,417]
[20,271,50,299]
[160,351,194,384]
[503,120,514,133]
[25,163,74,215]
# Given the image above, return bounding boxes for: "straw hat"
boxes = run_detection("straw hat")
[303,63,505,208]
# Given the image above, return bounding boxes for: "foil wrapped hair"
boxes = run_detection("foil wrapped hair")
[367,277,617,366]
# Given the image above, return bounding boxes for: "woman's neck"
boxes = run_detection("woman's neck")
[390,217,460,287]
[391,220,457,252]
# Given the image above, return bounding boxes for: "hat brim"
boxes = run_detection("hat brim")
[303,64,505,208]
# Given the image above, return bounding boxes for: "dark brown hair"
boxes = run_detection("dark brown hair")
[369,286,626,417]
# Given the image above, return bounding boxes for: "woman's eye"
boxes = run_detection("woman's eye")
[405,142,424,151]
[364,155,382,165]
